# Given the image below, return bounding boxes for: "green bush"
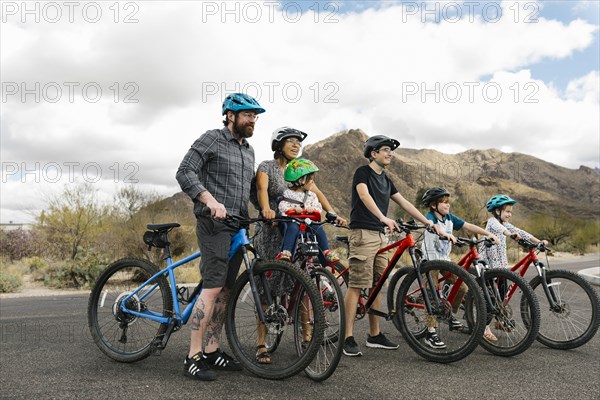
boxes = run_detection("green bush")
[0,270,23,293]
[25,256,49,272]
[46,253,107,289]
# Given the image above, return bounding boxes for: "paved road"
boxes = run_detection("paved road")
[1,256,599,400]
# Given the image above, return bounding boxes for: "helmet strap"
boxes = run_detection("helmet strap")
[372,159,386,171]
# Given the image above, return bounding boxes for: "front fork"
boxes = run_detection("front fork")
[242,249,274,324]
[472,261,501,315]
[534,261,562,311]
[410,248,439,315]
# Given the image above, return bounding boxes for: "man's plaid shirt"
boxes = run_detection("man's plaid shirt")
[176,127,255,218]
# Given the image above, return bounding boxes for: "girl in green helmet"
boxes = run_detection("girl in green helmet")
[276,158,338,263]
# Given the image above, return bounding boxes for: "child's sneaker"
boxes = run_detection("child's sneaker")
[449,315,464,330]
[324,249,340,262]
[276,250,292,262]
[184,352,217,381]
[366,332,399,350]
[425,330,447,349]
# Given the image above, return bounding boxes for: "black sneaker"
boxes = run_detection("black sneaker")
[184,352,216,381]
[366,333,399,350]
[425,330,447,349]
[203,349,242,371]
[343,336,363,356]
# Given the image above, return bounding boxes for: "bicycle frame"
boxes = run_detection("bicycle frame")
[119,226,272,326]
[118,251,202,325]
[510,242,562,311]
[343,228,443,319]
[456,238,505,314]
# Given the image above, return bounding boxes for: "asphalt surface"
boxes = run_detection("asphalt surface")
[1,256,599,400]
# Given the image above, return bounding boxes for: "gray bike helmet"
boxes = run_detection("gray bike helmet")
[363,135,400,158]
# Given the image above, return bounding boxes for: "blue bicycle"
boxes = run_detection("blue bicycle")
[87,216,325,380]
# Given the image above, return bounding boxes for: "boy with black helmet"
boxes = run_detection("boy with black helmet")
[421,187,498,348]
[343,135,434,357]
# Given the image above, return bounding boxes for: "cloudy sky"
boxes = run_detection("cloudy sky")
[1,0,599,223]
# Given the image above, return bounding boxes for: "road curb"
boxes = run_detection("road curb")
[578,267,600,286]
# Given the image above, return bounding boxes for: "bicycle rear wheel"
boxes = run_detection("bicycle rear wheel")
[396,260,486,363]
[465,268,540,357]
[225,260,325,380]
[303,267,345,382]
[87,258,172,362]
[529,269,600,349]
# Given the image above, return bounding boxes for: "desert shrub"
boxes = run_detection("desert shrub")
[0,269,22,293]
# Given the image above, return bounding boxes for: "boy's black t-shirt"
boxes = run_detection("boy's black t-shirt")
[349,165,398,232]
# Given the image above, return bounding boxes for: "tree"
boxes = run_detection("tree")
[526,212,575,246]
[112,185,161,219]
[38,183,107,260]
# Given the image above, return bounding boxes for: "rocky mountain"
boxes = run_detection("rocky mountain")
[167,129,599,226]
[302,129,599,222]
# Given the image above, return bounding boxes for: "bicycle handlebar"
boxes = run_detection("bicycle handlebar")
[455,236,495,248]
[518,237,548,252]
[201,208,348,231]
[394,219,436,234]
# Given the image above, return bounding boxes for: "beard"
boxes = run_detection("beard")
[233,119,254,139]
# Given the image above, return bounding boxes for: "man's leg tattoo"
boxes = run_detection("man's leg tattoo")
[190,298,206,331]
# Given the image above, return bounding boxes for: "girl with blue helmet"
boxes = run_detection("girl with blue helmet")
[479,194,548,341]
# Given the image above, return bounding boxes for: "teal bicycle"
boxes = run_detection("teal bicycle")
[87,215,325,380]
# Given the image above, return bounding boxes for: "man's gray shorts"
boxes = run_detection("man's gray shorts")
[196,216,244,289]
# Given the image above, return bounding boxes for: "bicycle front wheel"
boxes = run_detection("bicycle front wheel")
[225,260,325,380]
[396,260,486,363]
[87,258,173,362]
[387,266,420,336]
[465,268,540,357]
[303,267,345,382]
[529,269,600,349]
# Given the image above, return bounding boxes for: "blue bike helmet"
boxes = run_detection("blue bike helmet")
[222,93,265,115]
[486,194,517,212]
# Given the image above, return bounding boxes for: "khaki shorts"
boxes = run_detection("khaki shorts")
[348,229,388,289]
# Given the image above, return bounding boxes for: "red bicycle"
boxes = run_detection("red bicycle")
[330,220,487,363]
[454,236,540,357]
[503,238,599,349]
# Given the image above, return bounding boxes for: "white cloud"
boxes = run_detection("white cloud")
[1,1,598,223]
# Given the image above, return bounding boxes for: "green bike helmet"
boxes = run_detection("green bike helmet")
[486,194,517,212]
[284,158,319,183]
